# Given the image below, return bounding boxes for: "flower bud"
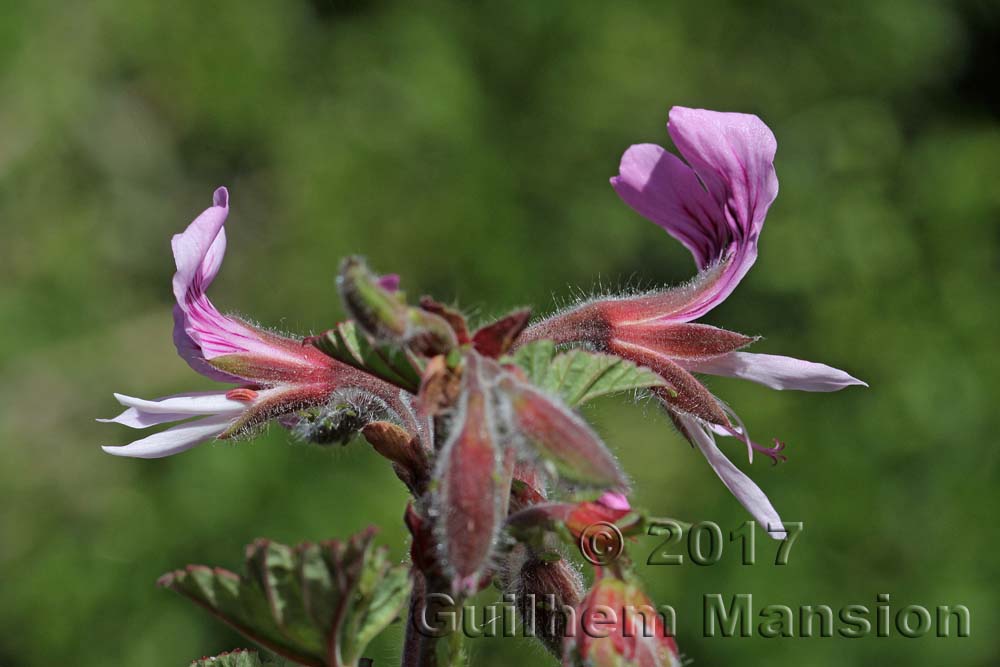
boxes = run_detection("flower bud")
[337,256,457,356]
[564,573,680,667]
[432,354,505,594]
[502,377,629,491]
[338,256,409,340]
[502,546,584,658]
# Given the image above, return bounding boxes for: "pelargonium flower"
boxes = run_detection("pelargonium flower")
[522,107,865,534]
[100,187,400,458]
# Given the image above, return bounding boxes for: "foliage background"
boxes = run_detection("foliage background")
[1,1,997,665]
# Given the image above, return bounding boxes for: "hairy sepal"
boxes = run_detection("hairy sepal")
[501,375,629,492]
[432,353,505,594]
[501,547,584,658]
[472,308,532,358]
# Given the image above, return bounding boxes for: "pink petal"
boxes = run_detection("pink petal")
[667,107,778,239]
[376,273,400,292]
[611,107,778,320]
[170,187,264,367]
[597,491,631,512]
[169,188,321,375]
[675,413,786,539]
[170,187,230,306]
[683,352,867,391]
[172,305,244,383]
[612,143,722,269]
[101,413,233,459]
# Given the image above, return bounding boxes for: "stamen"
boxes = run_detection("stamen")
[716,417,788,466]
[752,438,787,465]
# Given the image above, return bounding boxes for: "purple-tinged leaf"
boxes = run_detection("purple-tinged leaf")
[159,529,411,667]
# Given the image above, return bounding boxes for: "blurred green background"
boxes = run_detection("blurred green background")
[1,0,997,665]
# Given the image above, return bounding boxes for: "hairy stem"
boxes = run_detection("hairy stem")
[402,572,437,667]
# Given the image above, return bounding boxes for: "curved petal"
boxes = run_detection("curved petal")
[169,188,317,376]
[171,187,229,305]
[172,305,244,383]
[110,391,248,415]
[97,409,194,429]
[101,413,233,459]
[667,107,778,239]
[611,143,723,268]
[170,187,263,368]
[97,390,248,428]
[675,414,786,539]
[611,107,778,320]
[683,352,867,391]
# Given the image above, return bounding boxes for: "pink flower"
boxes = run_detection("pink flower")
[523,108,865,536]
[101,187,397,458]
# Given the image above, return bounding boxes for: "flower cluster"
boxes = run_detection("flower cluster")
[101,106,863,667]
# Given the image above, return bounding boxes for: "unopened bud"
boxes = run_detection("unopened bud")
[433,354,504,594]
[503,547,584,658]
[502,377,629,491]
[565,573,680,667]
[506,493,631,547]
[338,256,409,339]
[337,257,457,356]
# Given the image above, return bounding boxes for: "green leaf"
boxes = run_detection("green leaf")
[310,321,424,392]
[505,340,671,406]
[189,649,289,667]
[161,528,412,667]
